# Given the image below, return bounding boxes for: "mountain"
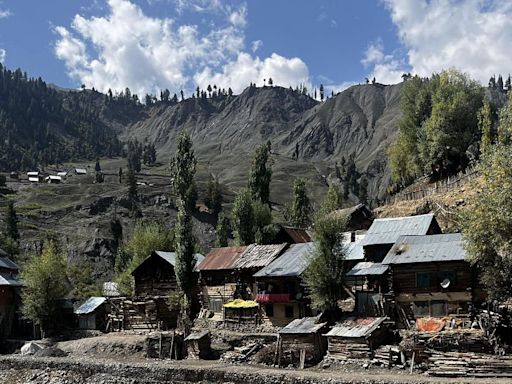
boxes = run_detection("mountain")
[124,83,403,203]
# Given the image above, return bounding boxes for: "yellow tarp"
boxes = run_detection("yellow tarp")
[223,299,258,308]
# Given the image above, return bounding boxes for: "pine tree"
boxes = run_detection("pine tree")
[170,131,197,211]
[5,200,19,241]
[248,144,272,205]
[319,84,324,101]
[95,158,101,172]
[286,178,312,228]
[497,75,504,91]
[215,212,230,247]
[118,167,123,184]
[232,189,255,245]
[321,183,343,215]
[127,167,137,202]
[174,199,196,299]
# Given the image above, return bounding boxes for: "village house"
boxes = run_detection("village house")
[331,203,374,231]
[381,233,480,323]
[253,242,315,326]
[74,168,87,175]
[0,249,21,339]
[197,244,288,323]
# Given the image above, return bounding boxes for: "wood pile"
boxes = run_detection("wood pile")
[372,345,400,366]
[416,330,491,353]
[327,341,372,360]
[427,351,512,377]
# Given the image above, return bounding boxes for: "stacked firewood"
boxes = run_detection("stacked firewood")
[427,351,512,377]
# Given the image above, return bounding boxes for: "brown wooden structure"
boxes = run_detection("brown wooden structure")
[331,204,374,231]
[185,330,211,359]
[0,250,21,339]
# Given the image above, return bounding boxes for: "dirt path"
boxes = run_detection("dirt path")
[0,354,510,384]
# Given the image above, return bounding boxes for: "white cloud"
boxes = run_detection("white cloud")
[361,39,405,84]
[55,0,311,97]
[371,0,512,84]
[0,9,11,19]
[194,52,311,94]
[251,39,262,53]
[0,49,5,63]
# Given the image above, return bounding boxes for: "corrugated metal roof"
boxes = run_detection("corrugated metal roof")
[185,330,209,341]
[254,242,315,278]
[325,317,387,338]
[233,243,288,269]
[154,251,205,269]
[75,297,106,315]
[0,272,22,286]
[382,233,466,265]
[281,226,312,243]
[0,248,8,257]
[0,256,19,271]
[360,214,437,246]
[196,246,249,271]
[346,262,389,276]
[279,317,327,334]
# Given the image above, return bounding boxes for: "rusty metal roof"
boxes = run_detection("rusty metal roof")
[233,243,288,270]
[280,226,312,243]
[279,316,327,334]
[325,317,387,338]
[196,246,249,270]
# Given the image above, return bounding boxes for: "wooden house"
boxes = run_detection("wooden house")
[75,297,108,330]
[382,233,478,320]
[185,330,211,359]
[0,250,21,339]
[75,168,87,175]
[325,316,389,360]
[196,246,248,318]
[131,250,204,297]
[277,317,328,368]
[331,204,374,231]
[274,226,312,244]
[253,242,315,326]
[360,214,442,263]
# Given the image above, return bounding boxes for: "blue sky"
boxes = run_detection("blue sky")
[0,1,511,97]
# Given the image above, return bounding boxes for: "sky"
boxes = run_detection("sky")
[0,0,511,98]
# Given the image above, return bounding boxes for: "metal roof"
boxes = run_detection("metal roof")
[332,204,372,219]
[346,262,389,276]
[382,233,466,265]
[185,330,209,340]
[280,226,312,243]
[154,251,205,269]
[196,246,248,271]
[254,242,314,278]
[0,256,19,271]
[325,317,387,338]
[75,297,107,315]
[233,243,288,270]
[279,317,327,334]
[0,272,22,286]
[360,214,437,246]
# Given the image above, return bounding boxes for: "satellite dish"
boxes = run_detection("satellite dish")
[440,278,451,289]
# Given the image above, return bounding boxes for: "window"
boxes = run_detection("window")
[431,300,447,316]
[412,301,429,316]
[416,272,431,288]
[285,305,294,318]
[265,304,274,317]
[209,298,223,312]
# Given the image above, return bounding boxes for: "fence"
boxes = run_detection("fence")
[384,166,479,205]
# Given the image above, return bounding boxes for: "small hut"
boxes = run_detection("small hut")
[75,297,108,330]
[324,317,389,360]
[277,317,328,368]
[185,330,211,359]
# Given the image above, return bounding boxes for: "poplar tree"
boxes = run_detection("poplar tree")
[215,212,230,247]
[248,144,272,205]
[286,178,312,228]
[232,189,255,245]
[478,99,493,155]
[170,131,197,211]
[5,200,19,241]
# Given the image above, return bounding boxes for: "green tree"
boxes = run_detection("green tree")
[68,261,101,300]
[5,200,19,241]
[115,222,173,295]
[497,92,512,145]
[170,131,197,211]
[21,240,68,337]
[286,178,312,228]
[127,167,138,203]
[248,144,272,205]
[252,199,275,244]
[321,183,343,215]
[95,158,101,172]
[232,189,255,245]
[478,99,493,155]
[303,214,347,311]
[215,212,230,247]
[204,177,223,217]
